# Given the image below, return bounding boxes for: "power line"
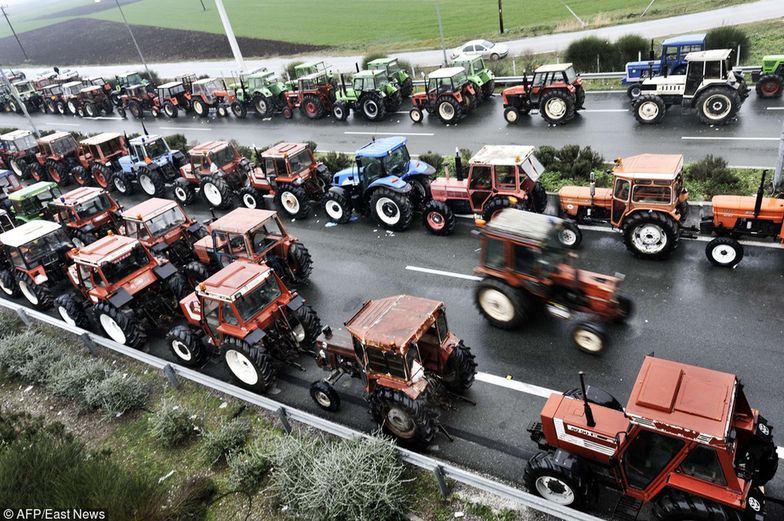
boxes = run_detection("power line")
[0,5,28,62]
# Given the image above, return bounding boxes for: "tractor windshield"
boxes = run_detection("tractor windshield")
[248,219,284,254]
[13,81,33,93]
[125,73,143,85]
[143,139,169,159]
[209,147,236,169]
[100,245,150,285]
[288,149,312,174]
[19,229,70,265]
[51,137,77,156]
[382,146,410,177]
[451,71,468,86]
[234,274,282,322]
[11,134,36,151]
[388,61,401,74]
[145,205,187,238]
[565,67,577,84]
[13,188,58,215]
[75,194,112,219]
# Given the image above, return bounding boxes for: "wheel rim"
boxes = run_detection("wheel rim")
[68,101,76,113]
[171,339,192,361]
[203,182,223,206]
[711,243,737,264]
[638,101,659,121]
[375,197,401,225]
[280,191,300,215]
[334,106,345,119]
[574,328,603,352]
[86,105,95,117]
[58,306,76,327]
[438,102,455,120]
[364,100,379,118]
[314,390,332,408]
[0,278,14,295]
[99,313,127,345]
[165,106,175,117]
[19,281,38,305]
[72,237,85,248]
[506,110,518,123]
[48,166,60,182]
[225,349,259,385]
[632,223,667,254]
[535,476,575,505]
[114,176,127,193]
[174,186,188,202]
[385,406,415,438]
[94,170,107,187]
[256,99,268,113]
[306,101,317,115]
[194,101,203,114]
[478,288,515,322]
[761,79,780,96]
[411,110,421,122]
[545,97,567,119]
[559,228,577,246]
[139,174,156,195]
[630,86,641,98]
[325,200,343,220]
[704,94,731,120]
[242,193,258,208]
[426,211,445,230]
[10,160,22,176]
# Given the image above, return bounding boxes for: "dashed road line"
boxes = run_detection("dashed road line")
[160,126,213,131]
[344,131,434,137]
[765,107,784,111]
[404,265,481,281]
[42,122,80,127]
[580,109,628,113]
[476,372,555,398]
[682,136,778,142]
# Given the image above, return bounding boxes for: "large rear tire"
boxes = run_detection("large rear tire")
[17,273,52,310]
[475,277,530,330]
[653,489,735,521]
[54,293,90,329]
[539,90,575,125]
[0,269,20,298]
[300,94,325,119]
[45,159,70,186]
[436,95,462,124]
[622,211,678,260]
[94,302,146,348]
[274,184,311,219]
[222,337,276,393]
[322,190,352,224]
[137,167,165,197]
[696,87,740,126]
[359,92,386,121]
[173,178,196,206]
[200,175,233,209]
[287,242,313,282]
[441,341,477,393]
[369,187,413,231]
[369,387,436,449]
[755,74,783,99]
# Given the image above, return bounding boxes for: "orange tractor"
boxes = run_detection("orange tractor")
[283,72,335,120]
[165,260,321,392]
[423,145,549,235]
[557,154,690,259]
[409,67,477,124]
[474,209,632,354]
[502,63,585,125]
[49,186,122,247]
[173,140,252,210]
[527,356,778,520]
[311,294,477,448]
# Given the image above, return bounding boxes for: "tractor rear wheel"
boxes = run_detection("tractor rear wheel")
[192,98,208,118]
[17,273,52,310]
[111,170,134,195]
[310,381,340,412]
[442,341,477,393]
[56,101,67,114]
[524,451,592,508]
[221,337,276,393]
[332,101,349,121]
[705,236,744,268]
[384,90,402,112]
[653,489,735,521]
[422,200,456,236]
[27,163,45,182]
[54,293,90,329]
[274,184,311,219]
[575,85,586,109]
[45,100,56,113]
[360,92,386,121]
[369,387,436,448]
[46,159,70,186]
[558,221,583,249]
[481,196,523,222]
[570,321,607,355]
[239,186,263,209]
[128,100,143,119]
[482,79,495,99]
[290,304,321,348]
[70,166,90,186]
[408,176,431,210]
[71,229,97,248]
[287,242,313,282]
[231,101,247,118]
[67,100,77,114]
[436,96,462,124]
[0,269,20,298]
[137,167,165,197]
[183,261,211,289]
[527,182,548,213]
[166,325,207,368]
[163,102,178,118]
[173,178,196,206]
[83,102,97,117]
[755,74,783,98]
[102,100,114,114]
[623,211,678,259]
[94,301,146,348]
[217,105,229,117]
[166,273,189,301]
[253,95,272,117]
[540,90,575,125]
[696,87,741,126]
[91,163,112,189]
[323,190,352,224]
[475,277,530,329]
[9,158,26,178]
[200,175,233,209]
[400,77,414,97]
[370,187,413,231]
[614,294,634,323]
[300,95,325,119]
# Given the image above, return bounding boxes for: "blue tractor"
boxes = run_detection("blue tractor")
[322,136,435,231]
[114,134,187,197]
[622,34,706,98]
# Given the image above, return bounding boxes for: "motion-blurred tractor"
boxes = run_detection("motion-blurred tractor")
[502,63,584,125]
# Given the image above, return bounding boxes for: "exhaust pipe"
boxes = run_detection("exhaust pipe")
[579,372,596,428]
[754,170,767,218]
[454,148,464,181]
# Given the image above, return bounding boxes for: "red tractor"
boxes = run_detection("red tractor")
[150,81,193,118]
[192,208,312,284]
[409,67,477,124]
[116,84,156,119]
[71,132,129,189]
[173,140,253,210]
[49,186,122,247]
[237,142,331,219]
[311,294,477,448]
[527,356,778,520]
[424,146,549,235]
[0,130,38,179]
[27,132,81,186]
[502,63,585,125]
[54,234,188,348]
[189,78,232,118]
[283,72,335,120]
[164,260,321,392]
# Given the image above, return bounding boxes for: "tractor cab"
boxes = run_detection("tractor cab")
[87,76,112,92]
[0,209,14,233]
[297,72,332,93]
[125,134,171,164]
[0,170,23,210]
[12,80,36,97]
[531,63,580,91]
[181,141,249,184]
[0,219,73,285]
[191,78,229,104]
[425,67,470,98]
[0,130,37,155]
[451,54,494,93]
[682,49,738,97]
[8,181,61,223]
[624,33,706,87]
[368,57,403,77]
[116,72,147,89]
[157,81,187,103]
[37,131,78,160]
[50,186,121,244]
[122,197,203,262]
[258,142,326,186]
[293,61,332,81]
[80,132,127,164]
[334,136,433,189]
[61,80,88,99]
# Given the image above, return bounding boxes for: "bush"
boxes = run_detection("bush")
[615,34,649,66]
[83,372,147,417]
[0,312,22,339]
[417,151,444,173]
[230,139,254,161]
[286,61,304,80]
[537,145,605,182]
[306,140,318,152]
[706,26,749,62]
[0,330,58,378]
[227,439,273,493]
[149,400,199,448]
[202,417,251,466]
[321,151,353,173]
[565,36,617,72]
[535,145,559,171]
[47,355,111,402]
[164,133,188,152]
[686,154,741,197]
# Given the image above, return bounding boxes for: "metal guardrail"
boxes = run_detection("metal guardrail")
[0,296,606,521]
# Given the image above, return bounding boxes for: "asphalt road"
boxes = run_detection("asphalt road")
[1,92,783,167]
[1,185,782,520]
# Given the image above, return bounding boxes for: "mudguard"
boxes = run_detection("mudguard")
[403,159,436,178]
[187,222,203,234]
[368,176,411,193]
[332,166,359,187]
[109,287,133,308]
[153,262,177,280]
[286,295,304,312]
[244,328,266,346]
[151,241,169,254]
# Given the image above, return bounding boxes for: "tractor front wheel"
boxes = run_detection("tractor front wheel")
[524,451,591,508]
[173,178,196,206]
[422,200,456,236]
[111,171,134,195]
[274,184,311,219]
[622,211,678,259]
[54,293,90,329]
[70,166,90,186]
[653,489,735,521]
[231,101,247,118]
[45,159,70,186]
[83,102,98,117]
[570,321,607,355]
[239,186,264,209]
[332,101,349,121]
[475,277,530,329]
[18,275,54,309]
[183,261,211,290]
[27,163,45,182]
[696,88,740,126]
[286,242,313,283]
[503,107,520,124]
[558,221,582,249]
[166,325,207,367]
[8,158,26,178]
[94,302,146,348]
[482,79,495,99]
[539,90,575,125]
[310,381,340,412]
[91,163,112,189]
[0,269,20,298]
[626,83,642,99]
[200,175,233,209]
[289,304,321,348]
[408,176,431,210]
[222,337,276,393]
[614,294,634,324]
[409,107,423,123]
[323,190,352,224]
[705,236,744,268]
[755,74,783,98]
[442,341,477,393]
[128,101,143,119]
[253,95,272,117]
[370,187,413,231]
[370,387,436,448]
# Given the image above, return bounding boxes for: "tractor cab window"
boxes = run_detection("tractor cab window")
[665,46,679,62]
[99,139,123,157]
[146,206,187,238]
[75,195,112,219]
[382,146,410,177]
[388,61,400,74]
[365,347,407,379]
[359,157,383,182]
[685,62,705,95]
[352,77,365,92]
[430,78,453,95]
[273,158,288,176]
[704,60,721,79]
[469,165,492,190]
[221,302,239,326]
[494,165,517,190]
[632,184,671,204]
[51,137,77,156]
[132,144,146,160]
[679,445,726,485]
[613,179,631,201]
[143,139,168,159]
[19,229,70,266]
[101,245,149,285]
[565,67,577,84]
[209,147,236,169]
[0,174,20,191]
[532,73,548,87]
[9,248,23,268]
[514,244,538,275]
[124,220,150,241]
[406,345,425,382]
[483,237,507,270]
[249,227,275,254]
[623,430,684,489]
[234,274,282,322]
[224,233,246,255]
[202,298,220,336]
[78,264,95,290]
[288,150,312,175]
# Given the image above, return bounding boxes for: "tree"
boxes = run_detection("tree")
[706,27,749,62]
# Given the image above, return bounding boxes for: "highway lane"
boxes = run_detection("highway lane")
[1,92,783,167]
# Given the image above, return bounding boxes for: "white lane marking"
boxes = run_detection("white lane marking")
[396,111,410,114]
[779,447,784,459]
[42,122,80,126]
[682,136,778,142]
[160,126,213,131]
[476,372,555,398]
[765,107,784,110]
[728,164,775,169]
[580,109,628,113]
[404,265,481,281]
[344,131,434,137]
[585,90,625,94]
[85,116,123,120]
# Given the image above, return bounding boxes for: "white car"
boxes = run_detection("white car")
[452,40,509,60]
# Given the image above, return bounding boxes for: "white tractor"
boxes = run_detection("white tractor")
[632,49,748,126]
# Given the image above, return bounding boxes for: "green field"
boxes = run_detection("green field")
[0,0,750,52]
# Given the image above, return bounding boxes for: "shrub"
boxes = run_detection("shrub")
[615,34,649,66]
[230,139,254,161]
[565,36,617,72]
[227,439,273,493]
[0,312,22,339]
[417,151,444,173]
[286,61,304,80]
[306,140,318,152]
[149,400,199,448]
[321,151,353,174]
[535,145,558,171]
[83,372,147,417]
[686,154,741,197]
[47,355,111,402]
[202,417,251,466]
[0,330,57,378]
[537,145,605,182]
[706,26,749,62]
[164,133,188,152]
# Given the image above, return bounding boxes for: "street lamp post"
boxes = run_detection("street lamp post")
[214,0,245,72]
[112,0,151,78]
[435,0,447,66]
[0,5,28,61]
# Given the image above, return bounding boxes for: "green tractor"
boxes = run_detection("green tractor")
[111,72,152,105]
[451,54,495,101]
[367,57,413,97]
[752,55,784,98]
[333,69,402,121]
[8,181,60,224]
[229,68,291,118]
[286,61,336,90]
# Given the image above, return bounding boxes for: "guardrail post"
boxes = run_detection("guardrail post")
[14,307,31,326]
[433,465,450,498]
[277,407,292,434]
[80,332,97,356]
[163,364,180,388]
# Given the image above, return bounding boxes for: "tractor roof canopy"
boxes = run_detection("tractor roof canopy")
[158,81,183,89]
[129,134,165,147]
[196,260,273,302]
[0,219,61,247]
[80,132,122,147]
[8,181,58,202]
[38,131,73,145]
[535,63,574,73]
[72,234,140,267]
[661,33,706,46]
[0,129,33,141]
[429,67,467,79]
[685,49,732,62]
[367,57,397,66]
[55,186,105,207]
[123,197,180,222]
[210,207,277,235]
[484,208,564,246]
[345,295,444,352]
[470,145,536,165]
[188,140,230,156]
[262,142,310,159]
[355,136,407,158]
[613,154,683,180]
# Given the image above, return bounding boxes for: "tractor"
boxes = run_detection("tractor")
[8,79,44,113]
[557,154,690,259]
[27,131,82,186]
[284,72,335,120]
[623,34,706,98]
[322,137,435,231]
[111,71,153,105]
[72,84,114,117]
[311,294,477,448]
[367,57,413,97]
[189,78,233,118]
[632,49,749,126]
[151,81,192,118]
[238,142,331,220]
[7,182,61,223]
[71,132,129,189]
[287,61,335,87]
[332,69,401,121]
[502,63,585,125]
[116,84,156,119]
[424,145,548,235]
[409,67,477,124]
[164,260,321,392]
[0,219,73,309]
[700,171,784,268]
[474,209,632,354]
[54,234,187,348]
[0,129,38,178]
[526,356,778,520]
[751,55,784,98]
[49,186,122,247]
[0,170,23,211]
[229,68,291,118]
[192,207,312,285]
[451,54,495,100]
[41,84,67,114]
[60,80,90,115]
[172,140,252,209]
[115,134,187,197]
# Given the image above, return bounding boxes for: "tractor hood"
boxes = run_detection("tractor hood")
[333,166,360,187]
[407,159,436,177]
[625,60,662,79]
[333,165,411,191]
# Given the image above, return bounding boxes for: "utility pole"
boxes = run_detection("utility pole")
[0,66,38,136]
[498,0,504,34]
[114,0,151,77]
[0,5,28,61]
[199,0,206,11]
[641,0,656,17]
[214,0,245,72]
[774,118,784,191]
[435,0,447,66]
